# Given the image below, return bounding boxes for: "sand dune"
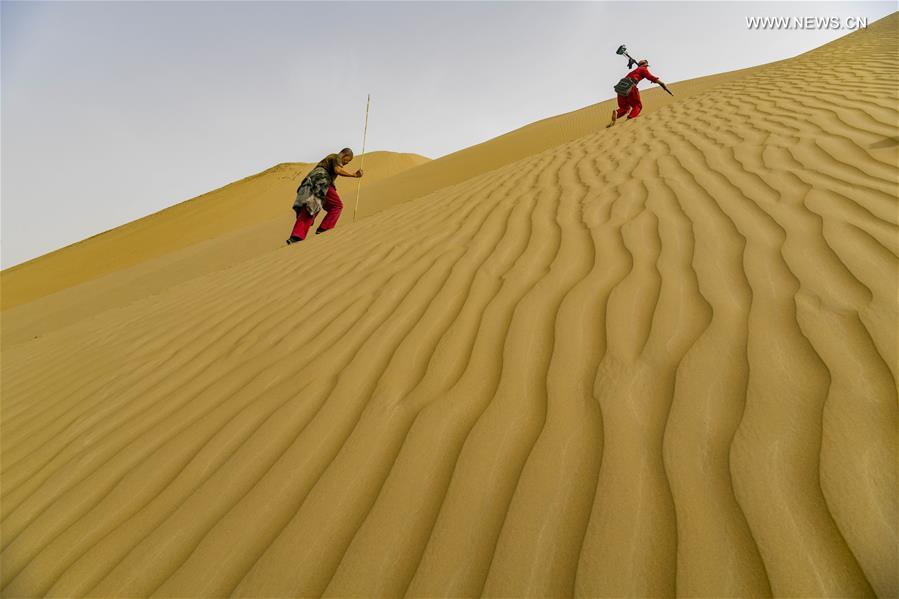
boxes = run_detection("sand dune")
[0,151,429,310]
[1,13,897,598]
[346,61,792,222]
[1,50,815,322]
[0,43,851,344]
[0,55,839,348]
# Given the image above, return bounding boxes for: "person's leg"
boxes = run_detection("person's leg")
[626,88,643,119]
[615,93,631,118]
[608,93,631,128]
[289,207,315,241]
[316,186,344,234]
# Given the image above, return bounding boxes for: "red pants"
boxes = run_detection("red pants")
[291,185,343,240]
[616,86,643,119]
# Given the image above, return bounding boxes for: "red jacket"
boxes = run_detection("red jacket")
[626,65,659,84]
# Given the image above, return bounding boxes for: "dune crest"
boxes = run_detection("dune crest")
[1,14,897,598]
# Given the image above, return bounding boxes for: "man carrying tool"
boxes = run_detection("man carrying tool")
[607,59,673,127]
[287,148,363,244]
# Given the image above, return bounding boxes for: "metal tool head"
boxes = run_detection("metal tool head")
[616,44,627,55]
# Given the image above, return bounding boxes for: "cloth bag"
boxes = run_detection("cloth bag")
[614,77,637,96]
[293,166,332,217]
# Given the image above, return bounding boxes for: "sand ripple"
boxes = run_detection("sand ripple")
[2,15,897,598]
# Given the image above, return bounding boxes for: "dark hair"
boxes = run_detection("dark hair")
[339,147,354,157]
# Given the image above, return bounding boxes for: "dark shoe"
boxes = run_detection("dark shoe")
[286,236,302,245]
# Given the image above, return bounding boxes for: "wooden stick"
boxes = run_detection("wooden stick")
[353,94,371,222]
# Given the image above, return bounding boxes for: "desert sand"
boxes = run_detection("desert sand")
[0,151,430,312]
[1,13,897,598]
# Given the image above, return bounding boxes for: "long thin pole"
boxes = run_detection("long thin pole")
[353,94,371,222]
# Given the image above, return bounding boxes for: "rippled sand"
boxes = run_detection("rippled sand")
[1,14,896,598]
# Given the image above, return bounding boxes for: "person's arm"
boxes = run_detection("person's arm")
[335,165,363,178]
[645,68,674,95]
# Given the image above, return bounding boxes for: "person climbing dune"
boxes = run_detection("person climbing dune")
[607,59,672,128]
[287,148,363,244]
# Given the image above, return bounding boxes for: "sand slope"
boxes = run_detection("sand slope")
[0,46,839,343]
[0,57,828,347]
[1,14,897,599]
[0,52,810,315]
[348,62,791,221]
[0,151,429,310]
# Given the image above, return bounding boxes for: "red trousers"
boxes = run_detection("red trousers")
[291,185,343,240]
[616,86,643,119]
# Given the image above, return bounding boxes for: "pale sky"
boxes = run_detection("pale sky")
[2,1,894,268]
